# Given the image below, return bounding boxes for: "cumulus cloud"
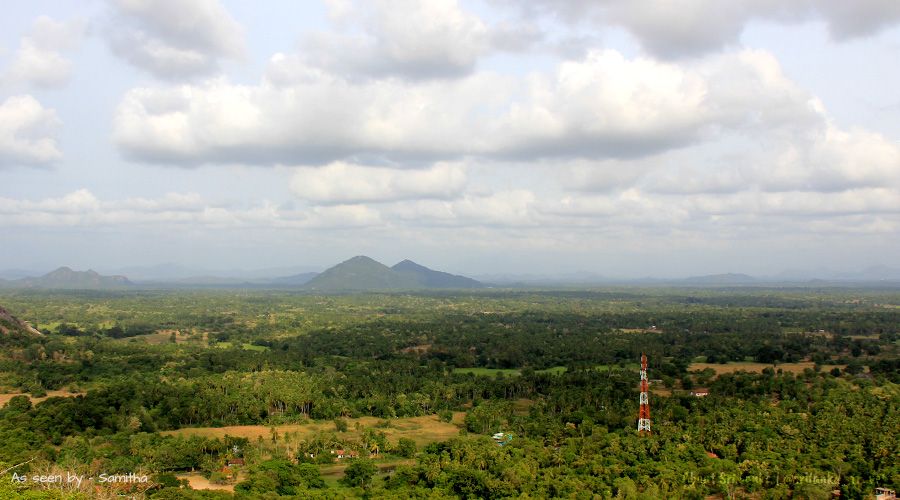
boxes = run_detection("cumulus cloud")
[0,95,62,167]
[290,162,466,204]
[0,189,382,229]
[818,0,900,40]
[760,125,900,192]
[493,0,900,59]
[624,122,900,196]
[105,0,245,79]
[301,0,491,80]
[115,48,816,166]
[394,190,538,227]
[6,16,85,88]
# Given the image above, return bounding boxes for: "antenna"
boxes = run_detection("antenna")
[638,353,651,435]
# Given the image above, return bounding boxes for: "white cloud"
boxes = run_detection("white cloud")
[116,48,816,166]
[760,124,900,192]
[558,158,653,193]
[6,16,85,88]
[383,190,538,228]
[105,0,245,79]
[0,189,383,230]
[290,162,466,204]
[494,0,900,58]
[114,71,509,164]
[302,0,491,80]
[489,50,709,158]
[0,95,62,167]
[818,0,900,40]
[629,121,900,195]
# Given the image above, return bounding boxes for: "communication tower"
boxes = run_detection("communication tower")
[638,353,651,435]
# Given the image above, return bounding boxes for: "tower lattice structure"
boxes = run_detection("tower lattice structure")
[637,353,651,435]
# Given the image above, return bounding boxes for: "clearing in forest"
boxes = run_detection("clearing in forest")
[0,390,84,406]
[163,413,465,447]
[689,361,846,375]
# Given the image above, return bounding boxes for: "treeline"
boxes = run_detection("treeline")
[1,307,895,393]
[3,368,894,498]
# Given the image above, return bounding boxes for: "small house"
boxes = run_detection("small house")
[875,487,896,500]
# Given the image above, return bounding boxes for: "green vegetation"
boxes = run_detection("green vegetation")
[0,286,896,498]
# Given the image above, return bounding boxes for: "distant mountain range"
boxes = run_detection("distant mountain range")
[1,263,898,290]
[304,256,482,291]
[104,263,319,282]
[0,258,483,291]
[0,267,133,290]
[772,265,900,282]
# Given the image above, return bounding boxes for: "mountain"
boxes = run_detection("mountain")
[0,305,42,336]
[392,260,482,288]
[303,256,482,291]
[304,256,419,291]
[8,267,133,289]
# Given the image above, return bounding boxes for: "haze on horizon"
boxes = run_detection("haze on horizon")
[1,0,899,279]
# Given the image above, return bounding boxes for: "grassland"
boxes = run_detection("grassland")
[163,412,466,447]
[689,361,848,375]
[0,390,84,406]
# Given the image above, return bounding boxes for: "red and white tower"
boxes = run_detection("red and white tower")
[637,353,651,435]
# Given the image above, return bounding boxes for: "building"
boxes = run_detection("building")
[875,487,896,500]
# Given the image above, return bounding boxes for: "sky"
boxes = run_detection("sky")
[1,0,899,279]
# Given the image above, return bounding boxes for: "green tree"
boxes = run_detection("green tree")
[394,438,417,458]
[341,458,377,489]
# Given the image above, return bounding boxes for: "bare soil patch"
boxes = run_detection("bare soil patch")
[175,473,241,492]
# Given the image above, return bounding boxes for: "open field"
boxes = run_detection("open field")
[453,367,521,376]
[175,473,242,492]
[0,390,84,406]
[213,341,270,351]
[453,364,637,377]
[689,361,847,375]
[320,458,416,487]
[163,413,465,447]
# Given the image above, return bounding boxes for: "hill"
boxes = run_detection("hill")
[304,257,482,291]
[392,260,482,288]
[7,267,133,289]
[304,256,418,291]
[0,305,42,336]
